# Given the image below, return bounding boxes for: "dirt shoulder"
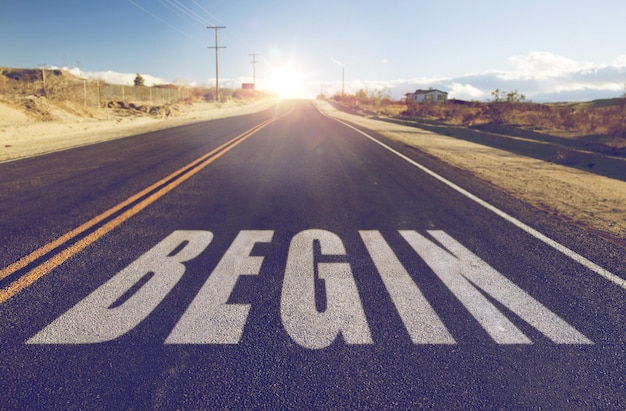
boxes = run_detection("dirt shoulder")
[0,98,278,163]
[315,100,626,247]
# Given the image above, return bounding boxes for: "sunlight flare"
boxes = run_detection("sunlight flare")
[268,65,311,99]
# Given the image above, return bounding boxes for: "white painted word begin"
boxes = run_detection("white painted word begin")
[27,229,592,346]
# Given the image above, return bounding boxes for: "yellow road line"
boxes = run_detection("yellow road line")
[0,123,256,282]
[0,113,286,304]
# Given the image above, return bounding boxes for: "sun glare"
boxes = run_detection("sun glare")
[268,66,310,99]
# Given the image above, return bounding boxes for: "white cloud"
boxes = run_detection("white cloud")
[613,54,626,67]
[503,51,591,80]
[446,83,486,100]
[53,66,167,86]
[52,52,626,102]
[379,52,626,102]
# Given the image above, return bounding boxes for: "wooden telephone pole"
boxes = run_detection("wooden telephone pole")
[207,26,226,101]
[38,64,47,97]
[249,53,259,88]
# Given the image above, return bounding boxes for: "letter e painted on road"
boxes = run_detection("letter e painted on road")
[27,231,213,344]
[281,229,373,349]
[166,230,274,344]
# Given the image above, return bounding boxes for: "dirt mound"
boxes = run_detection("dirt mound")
[0,67,81,82]
[0,67,82,95]
[0,95,90,123]
[0,99,31,127]
[20,95,55,121]
[105,101,181,117]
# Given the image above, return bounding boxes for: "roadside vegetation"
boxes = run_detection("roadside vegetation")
[323,86,626,142]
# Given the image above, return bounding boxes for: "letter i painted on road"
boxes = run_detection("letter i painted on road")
[400,230,592,345]
[360,230,456,344]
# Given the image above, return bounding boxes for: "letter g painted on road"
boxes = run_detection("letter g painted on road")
[280,229,373,349]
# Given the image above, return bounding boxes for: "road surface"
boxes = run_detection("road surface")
[1,100,624,409]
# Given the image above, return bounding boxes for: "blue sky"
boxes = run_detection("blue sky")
[1,0,625,101]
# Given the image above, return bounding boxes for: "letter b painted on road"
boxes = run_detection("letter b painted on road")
[27,231,213,344]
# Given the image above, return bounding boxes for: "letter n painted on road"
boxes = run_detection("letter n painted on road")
[360,230,455,344]
[280,229,373,349]
[27,231,213,344]
[400,230,592,344]
[166,230,274,344]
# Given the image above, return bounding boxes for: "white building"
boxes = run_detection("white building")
[405,88,448,104]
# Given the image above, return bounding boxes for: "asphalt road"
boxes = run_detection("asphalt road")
[1,100,625,409]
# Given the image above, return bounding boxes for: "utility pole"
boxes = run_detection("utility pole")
[207,25,226,101]
[38,63,47,97]
[249,53,259,89]
[331,58,344,97]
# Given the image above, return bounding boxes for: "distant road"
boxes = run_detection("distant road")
[1,100,624,409]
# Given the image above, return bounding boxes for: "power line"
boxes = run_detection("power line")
[208,26,226,101]
[158,0,202,26]
[128,0,196,41]
[191,0,224,24]
[129,1,259,89]
[165,0,209,25]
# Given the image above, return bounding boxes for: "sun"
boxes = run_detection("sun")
[268,66,310,99]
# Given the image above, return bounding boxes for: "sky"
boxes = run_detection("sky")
[1,0,625,101]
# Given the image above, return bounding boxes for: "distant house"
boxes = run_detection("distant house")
[405,88,448,104]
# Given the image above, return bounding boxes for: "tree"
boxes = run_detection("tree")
[491,89,526,103]
[134,73,145,87]
[355,89,367,102]
[505,90,526,103]
[491,89,502,102]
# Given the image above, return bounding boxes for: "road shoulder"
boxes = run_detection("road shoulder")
[314,100,626,248]
[0,99,278,163]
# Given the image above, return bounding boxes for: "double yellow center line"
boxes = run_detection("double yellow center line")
[0,111,288,304]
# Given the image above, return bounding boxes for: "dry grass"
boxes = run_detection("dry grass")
[403,99,626,140]
[328,90,626,142]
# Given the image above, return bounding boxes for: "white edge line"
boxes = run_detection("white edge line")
[319,107,626,291]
